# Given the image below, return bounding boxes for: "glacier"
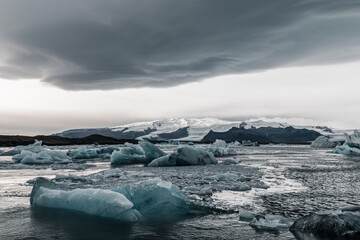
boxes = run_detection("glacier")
[148,146,217,167]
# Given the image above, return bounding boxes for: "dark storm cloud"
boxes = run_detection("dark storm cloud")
[0,0,360,90]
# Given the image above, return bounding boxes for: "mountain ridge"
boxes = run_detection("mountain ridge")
[54,118,336,143]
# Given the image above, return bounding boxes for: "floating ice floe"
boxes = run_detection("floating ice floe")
[13,150,72,164]
[239,210,256,221]
[2,140,45,156]
[205,139,237,157]
[250,214,294,231]
[311,136,339,148]
[290,208,360,238]
[114,178,194,218]
[111,141,165,165]
[332,130,360,156]
[30,177,196,221]
[30,178,140,222]
[148,146,217,167]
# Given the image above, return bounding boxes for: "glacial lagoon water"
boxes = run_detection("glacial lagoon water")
[0,145,359,240]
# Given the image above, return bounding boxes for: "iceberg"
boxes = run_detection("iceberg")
[290,209,360,238]
[13,150,72,164]
[332,130,360,156]
[67,147,99,159]
[333,145,360,156]
[111,141,165,165]
[205,139,237,157]
[30,177,195,221]
[250,214,294,231]
[148,146,217,167]
[139,141,166,161]
[311,136,339,148]
[30,178,140,222]
[2,140,45,156]
[345,130,360,148]
[115,178,193,218]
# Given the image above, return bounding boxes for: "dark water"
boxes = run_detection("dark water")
[0,145,359,239]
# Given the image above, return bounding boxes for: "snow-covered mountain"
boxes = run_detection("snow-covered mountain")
[54,118,336,142]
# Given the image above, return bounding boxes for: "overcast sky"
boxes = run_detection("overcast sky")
[0,0,360,134]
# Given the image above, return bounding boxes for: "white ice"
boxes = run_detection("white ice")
[311,136,338,148]
[205,139,237,157]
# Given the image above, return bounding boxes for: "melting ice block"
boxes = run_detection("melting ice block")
[148,146,217,167]
[30,178,140,222]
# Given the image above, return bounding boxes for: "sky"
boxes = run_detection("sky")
[0,0,360,135]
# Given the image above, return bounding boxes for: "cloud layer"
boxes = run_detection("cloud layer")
[1,0,360,90]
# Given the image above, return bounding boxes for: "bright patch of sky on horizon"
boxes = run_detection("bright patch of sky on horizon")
[1,62,359,135]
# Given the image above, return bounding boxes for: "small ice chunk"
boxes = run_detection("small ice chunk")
[219,158,239,165]
[239,210,255,221]
[55,174,88,182]
[231,183,251,191]
[148,146,217,167]
[185,186,213,196]
[204,173,238,181]
[250,215,294,231]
